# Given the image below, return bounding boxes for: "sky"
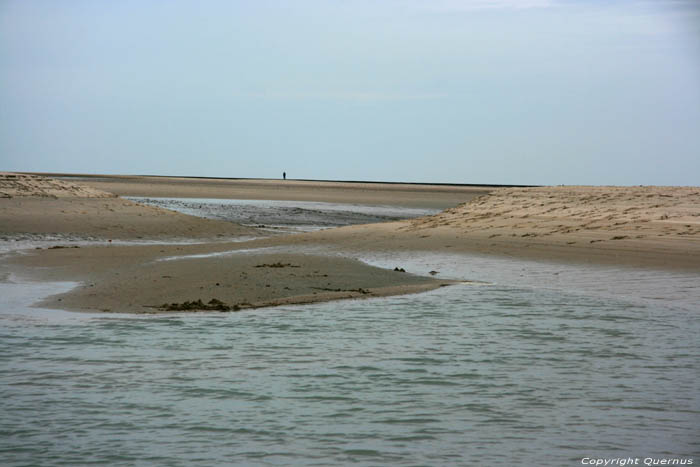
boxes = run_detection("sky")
[1,0,699,185]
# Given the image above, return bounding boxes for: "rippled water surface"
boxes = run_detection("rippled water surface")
[1,201,699,466]
[2,266,699,466]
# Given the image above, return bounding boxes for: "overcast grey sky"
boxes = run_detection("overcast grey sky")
[1,0,699,185]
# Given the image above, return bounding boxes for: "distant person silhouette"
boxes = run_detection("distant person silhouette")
[283,172,286,180]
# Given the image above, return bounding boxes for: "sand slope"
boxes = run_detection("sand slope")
[0,173,256,240]
[281,186,700,271]
[405,186,700,241]
[0,172,115,198]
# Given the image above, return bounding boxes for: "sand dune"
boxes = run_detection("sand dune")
[0,172,115,198]
[406,185,700,242]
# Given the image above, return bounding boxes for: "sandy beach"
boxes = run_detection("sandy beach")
[32,173,489,209]
[1,173,699,314]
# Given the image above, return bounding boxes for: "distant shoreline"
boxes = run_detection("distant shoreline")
[22,173,490,209]
[21,172,537,188]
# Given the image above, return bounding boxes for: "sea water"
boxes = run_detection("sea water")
[1,202,698,466]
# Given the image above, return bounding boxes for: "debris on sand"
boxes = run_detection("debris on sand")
[310,287,371,295]
[159,298,241,312]
[255,262,300,268]
[394,267,406,272]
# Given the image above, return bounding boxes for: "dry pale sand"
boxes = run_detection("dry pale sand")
[2,174,699,314]
[1,172,115,198]
[279,186,700,270]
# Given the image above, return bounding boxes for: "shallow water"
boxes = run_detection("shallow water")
[127,197,438,232]
[0,235,259,255]
[1,202,699,466]
[2,256,698,466]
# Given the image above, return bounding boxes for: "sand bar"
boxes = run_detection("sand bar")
[7,245,454,313]
[1,173,458,312]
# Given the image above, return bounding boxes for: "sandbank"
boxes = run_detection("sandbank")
[7,246,454,313]
[1,173,459,312]
[2,173,699,314]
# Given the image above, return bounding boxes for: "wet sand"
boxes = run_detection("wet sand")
[1,173,464,312]
[0,197,257,240]
[2,173,699,313]
[1,173,256,240]
[8,245,455,313]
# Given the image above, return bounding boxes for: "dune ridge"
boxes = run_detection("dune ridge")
[0,172,115,198]
[405,186,700,241]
